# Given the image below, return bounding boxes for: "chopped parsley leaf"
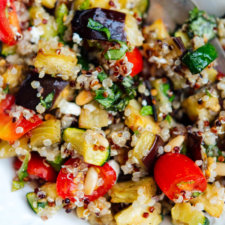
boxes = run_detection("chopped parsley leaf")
[3,84,9,94]
[104,41,128,60]
[122,76,133,88]
[140,105,153,116]
[187,7,217,40]
[18,153,29,181]
[40,91,55,110]
[87,18,111,40]
[97,70,108,82]
[165,115,172,124]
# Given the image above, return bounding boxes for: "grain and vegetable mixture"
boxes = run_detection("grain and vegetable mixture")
[0,0,225,224]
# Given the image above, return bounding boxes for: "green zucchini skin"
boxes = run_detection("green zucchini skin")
[182,43,218,74]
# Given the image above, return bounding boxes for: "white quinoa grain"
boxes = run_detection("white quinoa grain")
[16,127,24,134]
[195,160,203,167]
[138,84,146,94]
[158,146,164,155]
[174,195,183,203]
[124,108,131,117]
[43,139,52,147]
[36,103,46,114]
[164,145,171,152]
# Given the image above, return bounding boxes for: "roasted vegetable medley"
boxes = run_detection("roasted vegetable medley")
[1,0,225,224]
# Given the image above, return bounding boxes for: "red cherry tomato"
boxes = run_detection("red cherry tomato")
[56,158,116,202]
[86,163,116,201]
[0,0,21,45]
[0,95,42,142]
[14,153,57,182]
[126,47,143,77]
[154,153,207,201]
[56,158,84,200]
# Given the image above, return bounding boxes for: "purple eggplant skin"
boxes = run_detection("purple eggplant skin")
[142,135,164,174]
[72,8,126,42]
[16,70,68,112]
[172,37,186,54]
[187,132,203,161]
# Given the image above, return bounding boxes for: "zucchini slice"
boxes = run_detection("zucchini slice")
[133,0,149,15]
[119,0,149,15]
[151,78,173,121]
[26,192,47,214]
[63,128,110,166]
[172,203,208,225]
[1,43,16,56]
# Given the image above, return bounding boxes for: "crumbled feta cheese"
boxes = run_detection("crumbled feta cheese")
[30,26,44,44]
[83,103,96,112]
[72,33,82,45]
[58,99,81,116]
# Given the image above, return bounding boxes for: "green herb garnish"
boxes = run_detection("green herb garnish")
[47,154,64,172]
[161,83,174,102]
[95,83,136,112]
[87,18,111,40]
[95,88,118,108]
[77,56,89,70]
[162,83,170,96]
[122,76,133,88]
[205,89,212,97]
[180,145,187,155]
[3,84,9,94]
[18,153,30,181]
[165,115,172,124]
[187,7,217,41]
[140,105,153,116]
[97,70,108,82]
[104,41,128,60]
[40,91,55,109]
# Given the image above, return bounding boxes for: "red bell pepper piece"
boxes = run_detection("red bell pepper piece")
[154,153,207,201]
[14,153,57,182]
[56,158,116,202]
[0,95,42,142]
[0,0,21,45]
[126,47,143,77]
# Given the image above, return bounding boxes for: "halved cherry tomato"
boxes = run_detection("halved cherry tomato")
[86,163,116,201]
[56,158,116,202]
[14,153,57,182]
[0,95,42,142]
[126,47,143,77]
[154,153,207,201]
[0,0,21,45]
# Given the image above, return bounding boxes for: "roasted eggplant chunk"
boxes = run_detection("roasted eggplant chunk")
[16,71,68,111]
[142,135,164,173]
[72,8,126,41]
[187,132,203,161]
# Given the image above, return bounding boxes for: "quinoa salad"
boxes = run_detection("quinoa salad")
[1,0,225,224]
